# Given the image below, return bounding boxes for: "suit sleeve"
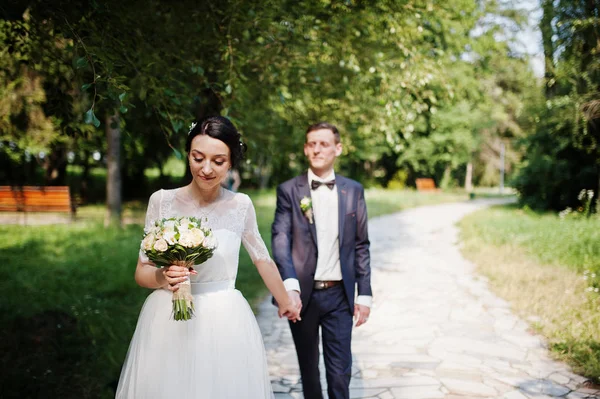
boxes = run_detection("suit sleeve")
[271,185,298,282]
[355,186,372,297]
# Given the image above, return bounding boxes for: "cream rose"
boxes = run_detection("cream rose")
[141,233,155,251]
[153,238,168,252]
[178,231,196,248]
[189,228,205,246]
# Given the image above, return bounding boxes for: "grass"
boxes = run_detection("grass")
[0,223,144,398]
[0,187,469,397]
[459,205,600,382]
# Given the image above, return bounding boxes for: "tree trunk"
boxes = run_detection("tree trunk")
[105,111,122,227]
[441,165,452,189]
[259,155,272,190]
[157,158,165,180]
[541,0,556,98]
[465,161,473,192]
[80,150,90,203]
[44,144,68,186]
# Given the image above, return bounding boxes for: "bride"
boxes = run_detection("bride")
[116,116,301,398]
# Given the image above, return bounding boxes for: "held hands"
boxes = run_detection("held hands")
[162,265,198,292]
[354,304,370,327]
[278,290,302,323]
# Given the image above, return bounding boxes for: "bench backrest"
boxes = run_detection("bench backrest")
[415,178,437,191]
[0,186,74,213]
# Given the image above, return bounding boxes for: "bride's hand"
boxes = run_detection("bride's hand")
[162,265,197,292]
[278,303,301,323]
[278,291,302,322]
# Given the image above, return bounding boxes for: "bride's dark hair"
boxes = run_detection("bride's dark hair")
[186,116,247,169]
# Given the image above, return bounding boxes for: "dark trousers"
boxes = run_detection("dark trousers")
[289,284,353,399]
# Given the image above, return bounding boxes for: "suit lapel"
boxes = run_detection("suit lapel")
[297,174,318,246]
[337,176,347,246]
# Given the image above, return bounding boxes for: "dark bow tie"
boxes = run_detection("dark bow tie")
[311,179,336,190]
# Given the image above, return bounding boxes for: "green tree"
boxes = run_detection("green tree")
[514,0,600,211]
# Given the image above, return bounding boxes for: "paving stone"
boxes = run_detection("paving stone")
[503,390,531,399]
[390,385,444,399]
[565,392,591,399]
[574,388,600,395]
[349,388,387,398]
[349,376,439,389]
[548,372,571,385]
[441,378,498,396]
[518,379,571,397]
[271,382,291,393]
[444,396,492,399]
[482,377,516,394]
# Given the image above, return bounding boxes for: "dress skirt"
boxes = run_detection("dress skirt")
[116,281,274,399]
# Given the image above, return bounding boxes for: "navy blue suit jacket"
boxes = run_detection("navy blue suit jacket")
[271,173,372,314]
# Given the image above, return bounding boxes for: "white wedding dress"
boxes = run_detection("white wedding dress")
[116,188,274,399]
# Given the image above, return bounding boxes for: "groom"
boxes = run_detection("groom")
[272,122,372,399]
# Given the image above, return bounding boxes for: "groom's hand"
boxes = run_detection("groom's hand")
[354,304,370,327]
[288,290,302,313]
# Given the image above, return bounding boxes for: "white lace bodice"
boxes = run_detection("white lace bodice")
[140,187,271,284]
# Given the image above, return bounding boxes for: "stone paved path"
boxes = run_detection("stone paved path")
[257,199,600,399]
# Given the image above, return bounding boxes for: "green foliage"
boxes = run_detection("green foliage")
[386,169,408,189]
[0,19,59,161]
[514,0,600,211]
[559,189,600,219]
[1,0,540,193]
[513,97,599,211]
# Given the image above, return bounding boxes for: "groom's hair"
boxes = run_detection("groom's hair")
[306,122,341,144]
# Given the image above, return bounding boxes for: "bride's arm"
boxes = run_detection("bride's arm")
[134,258,167,289]
[254,259,292,306]
[135,259,193,290]
[240,195,300,319]
[254,259,301,321]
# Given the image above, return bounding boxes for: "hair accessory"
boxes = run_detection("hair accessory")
[188,122,197,135]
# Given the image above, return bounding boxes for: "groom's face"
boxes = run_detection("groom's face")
[304,128,342,175]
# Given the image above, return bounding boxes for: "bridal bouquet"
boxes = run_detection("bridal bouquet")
[141,216,218,321]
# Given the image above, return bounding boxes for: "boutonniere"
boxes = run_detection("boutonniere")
[300,196,314,224]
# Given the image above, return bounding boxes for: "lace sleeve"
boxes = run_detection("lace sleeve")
[139,190,162,262]
[241,195,272,263]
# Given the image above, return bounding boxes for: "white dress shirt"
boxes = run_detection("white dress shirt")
[284,169,371,308]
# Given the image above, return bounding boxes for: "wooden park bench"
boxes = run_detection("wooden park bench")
[0,186,76,223]
[415,178,439,192]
